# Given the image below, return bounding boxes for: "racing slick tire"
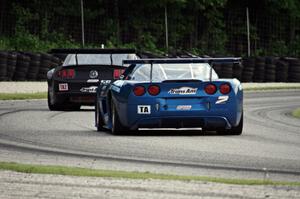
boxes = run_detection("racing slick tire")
[111,102,129,135]
[218,113,243,136]
[95,101,105,131]
[47,90,65,111]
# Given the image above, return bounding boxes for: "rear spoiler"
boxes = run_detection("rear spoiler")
[123,58,242,82]
[50,48,136,54]
[123,57,241,64]
[50,48,136,66]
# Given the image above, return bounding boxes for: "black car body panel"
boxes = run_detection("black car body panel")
[47,48,138,110]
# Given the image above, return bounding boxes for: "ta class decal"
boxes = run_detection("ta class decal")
[137,105,151,114]
[216,96,229,104]
[168,87,197,95]
[80,86,97,93]
[59,83,68,91]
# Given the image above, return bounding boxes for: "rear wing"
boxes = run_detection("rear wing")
[50,48,136,54]
[50,48,136,66]
[123,58,242,81]
[123,57,241,65]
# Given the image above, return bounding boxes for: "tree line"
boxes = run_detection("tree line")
[0,0,300,56]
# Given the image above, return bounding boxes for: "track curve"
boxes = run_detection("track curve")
[0,90,300,181]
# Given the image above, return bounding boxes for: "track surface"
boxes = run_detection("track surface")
[0,90,300,181]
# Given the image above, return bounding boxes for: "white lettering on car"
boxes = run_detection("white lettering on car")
[176,105,192,110]
[80,86,97,93]
[87,79,99,83]
[168,87,197,95]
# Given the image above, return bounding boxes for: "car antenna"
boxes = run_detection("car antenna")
[209,60,213,82]
[75,53,78,65]
[150,60,153,83]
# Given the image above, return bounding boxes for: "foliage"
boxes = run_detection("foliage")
[0,0,300,56]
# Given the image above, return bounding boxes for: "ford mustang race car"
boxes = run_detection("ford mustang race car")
[95,58,243,135]
[47,48,138,111]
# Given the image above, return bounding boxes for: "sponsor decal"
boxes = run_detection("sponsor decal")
[59,83,68,91]
[137,105,151,114]
[216,96,229,104]
[168,87,197,95]
[176,105,192,110]
[87,79,99,83]
[89,70,98,79]
[100,80,111,84]
[80,86,97,93]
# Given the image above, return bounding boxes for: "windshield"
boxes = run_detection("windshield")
[63,53,138,66]
[130,63,218,82]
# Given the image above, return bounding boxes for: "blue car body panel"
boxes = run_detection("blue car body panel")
[96,58,243,131]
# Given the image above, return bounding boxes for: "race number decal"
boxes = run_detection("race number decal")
[216,96,229,104]
[59,83,68,91]
[137,105,151,114]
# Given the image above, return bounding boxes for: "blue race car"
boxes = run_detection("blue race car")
[95,58,243,135]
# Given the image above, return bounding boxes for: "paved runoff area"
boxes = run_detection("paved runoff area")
[0,81,300,93]
[1,170,299,199]
[0,82,300,198]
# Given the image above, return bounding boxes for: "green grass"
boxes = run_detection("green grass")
[0,92,47,100]
[244,86,300,91]
[0,162,299,186]
[292,108,300,118]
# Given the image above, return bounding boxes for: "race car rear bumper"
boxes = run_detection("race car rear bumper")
[55,92,96,105]
[130,116,232,130]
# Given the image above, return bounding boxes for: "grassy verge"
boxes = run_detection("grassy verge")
[243,86,300,91]
[0,92,47,100]
[0,162,299,186]
[292,108,300,118]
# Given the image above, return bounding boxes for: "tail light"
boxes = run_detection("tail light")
[148,85,160,96]
[204,84,217,95]
[220,83,231,94]
[114,69,125,79]
[58,69,75,79]
[133,86,146,96]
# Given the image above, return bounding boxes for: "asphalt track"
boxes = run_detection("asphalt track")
[0,90,299,182]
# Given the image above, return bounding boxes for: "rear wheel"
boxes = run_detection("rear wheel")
[48,90,80,111]
[95,101,105,131]
[218,113,243,135]
[111,102,129,135]
[48,90,63,111]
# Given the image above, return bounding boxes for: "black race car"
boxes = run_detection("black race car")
[47,48,138,111]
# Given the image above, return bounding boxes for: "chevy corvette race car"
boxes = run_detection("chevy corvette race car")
[47,48,138,111]
[95,58,243,135]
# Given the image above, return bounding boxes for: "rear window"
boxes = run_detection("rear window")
[63,54,138,66]
[130,63,218,82]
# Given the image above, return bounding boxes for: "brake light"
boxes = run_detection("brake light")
[220,83,231,94]
[114,69,125,79]
[148,85,160,96]
[133,86,146,96]
[58,69,75,79]
[204,84,217,95]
